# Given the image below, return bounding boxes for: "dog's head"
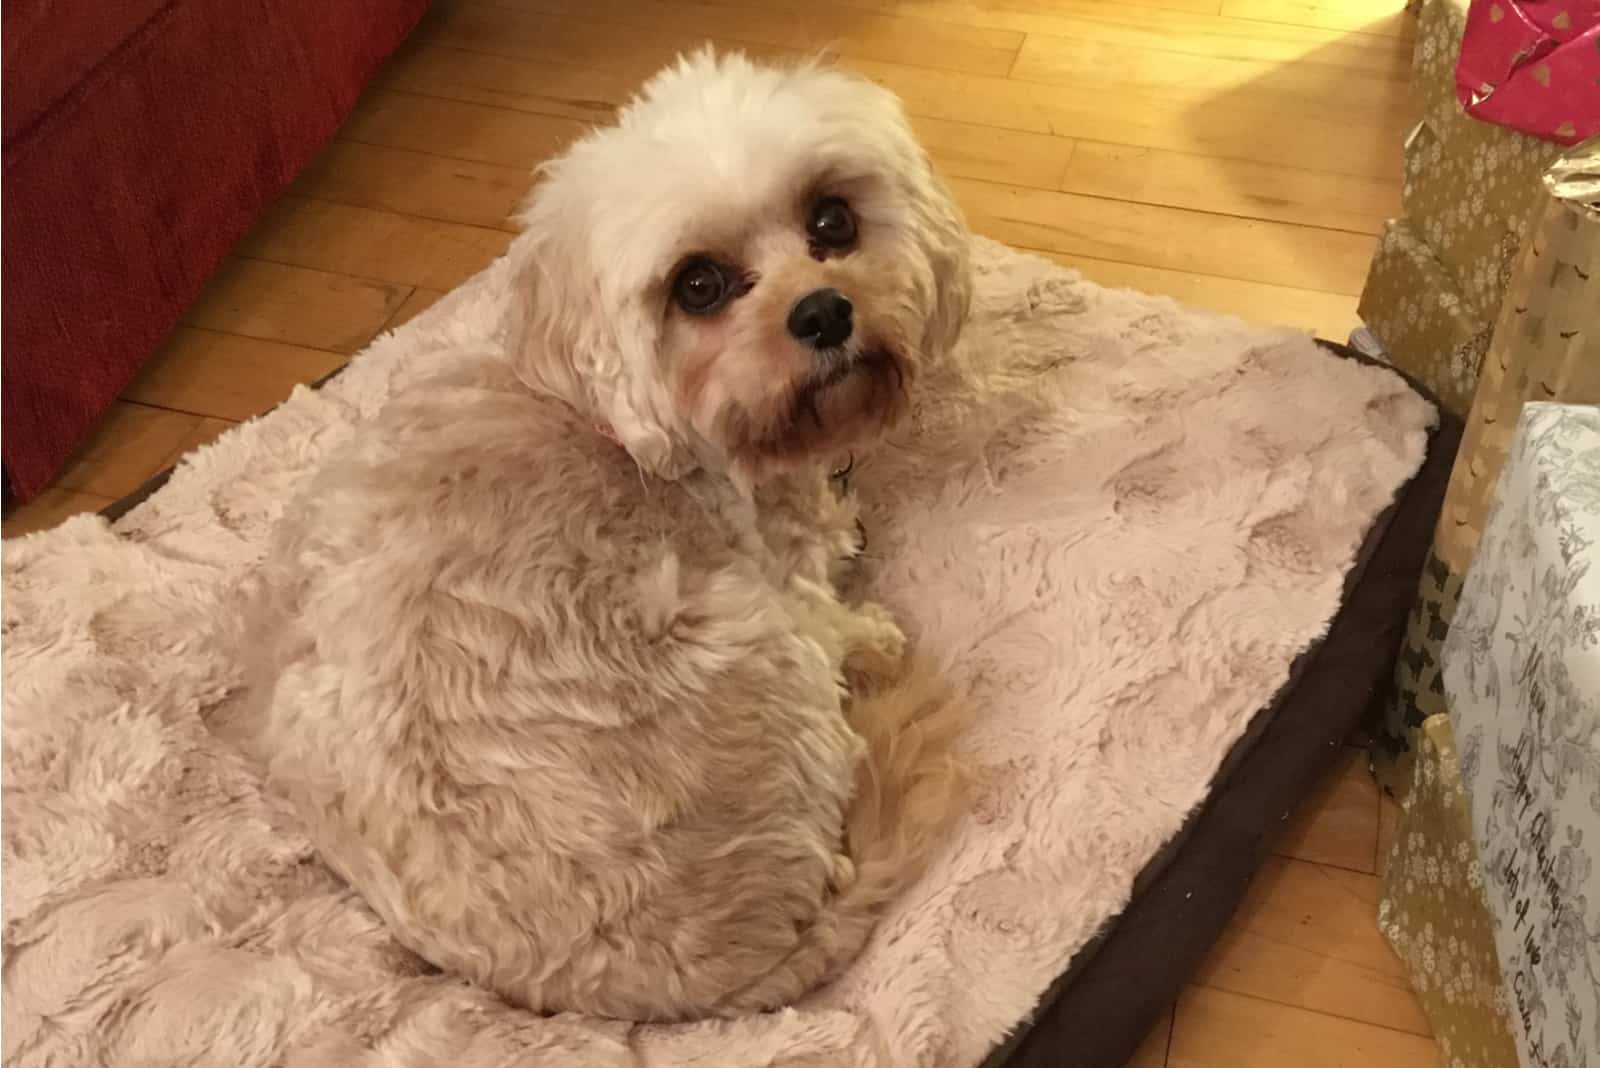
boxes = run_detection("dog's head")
[506,49,971,484]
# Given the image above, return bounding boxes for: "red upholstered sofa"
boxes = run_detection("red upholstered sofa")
[2,0,430,501]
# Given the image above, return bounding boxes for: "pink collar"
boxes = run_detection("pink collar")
[594,422,624,448]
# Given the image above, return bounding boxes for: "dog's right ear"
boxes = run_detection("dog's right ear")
[501,229,587,419]
[503,171,699,481]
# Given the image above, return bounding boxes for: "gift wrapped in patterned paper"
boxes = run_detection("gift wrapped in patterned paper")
[1402,109,1558,326]
[1359,220,1494,419]
[1376,137,1600,796]
[1378,713,1520,1068]
[1455,0,1600,146]
[1361,0,1566,415]
[1443,401,1600,1068]
[1415,0,1474,117]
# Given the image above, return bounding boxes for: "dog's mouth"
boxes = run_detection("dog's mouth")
[793,347,902,427]
[710,340,911,484]
[753,346,908,463]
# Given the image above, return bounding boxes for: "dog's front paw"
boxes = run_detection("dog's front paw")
[826,852,857,894]
[842,602,906,680]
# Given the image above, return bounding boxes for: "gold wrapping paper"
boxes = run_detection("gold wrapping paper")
[1412,0,1468,119]
[1358,221,1492,418]
[1401,113,1554,325]
[1439,166,1600,571]
[1379,138,1600,793]
[1379,548,1463,797]
[1359,0,1561,414]
[1378,714,1520,1068]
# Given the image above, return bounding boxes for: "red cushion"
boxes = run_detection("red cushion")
[1,0,429,501]
[2,0,172,146]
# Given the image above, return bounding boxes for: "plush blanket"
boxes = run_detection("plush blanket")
[0,239,1433,1068]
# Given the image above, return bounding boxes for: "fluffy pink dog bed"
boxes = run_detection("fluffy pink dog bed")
[1,238,1439,1067]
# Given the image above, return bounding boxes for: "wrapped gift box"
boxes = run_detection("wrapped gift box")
[1360,0,1563,413]
[1455,0,1600,145]
[1401,109,1556,324]
[1414,0,1471,118]
[1443,402,1600,1068]
[1358,220,1493,417]
[1377,138,1599,789]
[1378,713,1520,1068]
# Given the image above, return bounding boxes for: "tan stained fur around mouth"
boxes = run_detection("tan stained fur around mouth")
[749,349,909,467]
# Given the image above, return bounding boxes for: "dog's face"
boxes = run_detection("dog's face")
[654,178,931,483]
[507,50,971,484]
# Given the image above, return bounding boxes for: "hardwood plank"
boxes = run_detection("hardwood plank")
[1060,142,1398,235]
[1377,788,1402,877]
[896,0,1238,19]
[1169,986,1439,1068]
[1193,857,1430,1034]
[376,41,634,122]
[1221,0,1414,37]
[849,58,1408,181]
[1010,31,1408,115]
[1276,748,1380,874]
[122,329,347,422]
[447,0,1027,77]
[1039,252,1361,340]
[372,60,1076,192]
[293,141,531,232]
[2,488,116,540]
[185,259,412,354]
[341,90,591,169]
[177,417,237,456]
[343,86,1074,199]
[52,402,204,500]
[126,416,237,485]
[381,39,1407,181]
[1214,860,1409,980]
[913,117,1076,190]
[236,196,511,292]
[1130,1004,1175,1068]
[385,287,450,332]
[422,0,685,76]
[330,67,1400,240]
[952,177,1374,296]
[495,0,1226,25]
[985,3,1409,70]
[758,0,1409,52]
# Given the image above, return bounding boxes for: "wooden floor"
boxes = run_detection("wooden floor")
[2,0,1437,1063]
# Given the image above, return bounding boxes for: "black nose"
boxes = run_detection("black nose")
[786,288,853,349]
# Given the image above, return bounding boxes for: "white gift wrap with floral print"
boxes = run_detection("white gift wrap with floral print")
[1444,402,1600,1068]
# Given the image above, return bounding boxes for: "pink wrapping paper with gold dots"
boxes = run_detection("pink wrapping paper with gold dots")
[1455,0,1600,143]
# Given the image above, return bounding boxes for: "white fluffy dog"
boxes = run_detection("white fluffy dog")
[247,49,972,1021]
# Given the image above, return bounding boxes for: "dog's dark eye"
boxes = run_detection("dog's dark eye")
[672,259,727,314]
[808,197,857,249]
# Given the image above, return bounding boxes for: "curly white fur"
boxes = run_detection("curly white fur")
[505,48,971,483]
[244,50,973,1021]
